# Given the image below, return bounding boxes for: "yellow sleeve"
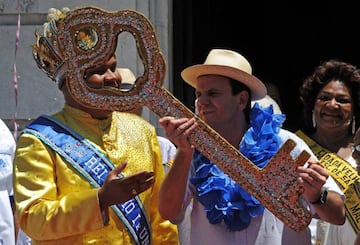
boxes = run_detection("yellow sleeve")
[14,133,104,240]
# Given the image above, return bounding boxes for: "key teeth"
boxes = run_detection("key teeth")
[275,139,311,167]
[258,139,312,231]
[296,151,312,167]
[282,138,296,150]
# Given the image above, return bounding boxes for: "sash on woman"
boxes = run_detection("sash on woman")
[296,130,360,233]
[22,115,151,245]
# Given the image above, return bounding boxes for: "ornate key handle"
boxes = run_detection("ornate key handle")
[57,7,312,231]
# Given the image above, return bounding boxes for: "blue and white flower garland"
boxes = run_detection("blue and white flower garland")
[190,103,286,231]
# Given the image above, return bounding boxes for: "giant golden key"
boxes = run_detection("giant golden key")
[57,6,312,231]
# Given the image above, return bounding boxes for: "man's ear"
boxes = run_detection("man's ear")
[237,90,250,110]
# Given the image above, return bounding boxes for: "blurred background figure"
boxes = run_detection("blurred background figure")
[251,94,282,115]
[352,127,360,245]
[0,119,31,245]
[0,119,16,245]
[353,127,360,175]
[264,82,283,112]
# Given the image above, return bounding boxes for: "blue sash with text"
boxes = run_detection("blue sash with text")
[22,115,151,245]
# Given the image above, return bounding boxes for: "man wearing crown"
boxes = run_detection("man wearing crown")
[13,7,179,245]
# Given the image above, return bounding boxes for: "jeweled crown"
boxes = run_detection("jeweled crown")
[32,7,70,88]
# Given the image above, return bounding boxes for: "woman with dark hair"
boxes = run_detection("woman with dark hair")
[296,59,360,245]
[299,59,360,137]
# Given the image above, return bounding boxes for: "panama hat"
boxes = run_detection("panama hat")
[181,49,267,100]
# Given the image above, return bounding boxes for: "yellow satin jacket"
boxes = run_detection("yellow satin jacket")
[14,105,178,244]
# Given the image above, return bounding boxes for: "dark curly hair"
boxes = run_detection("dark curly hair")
[299,59,360,135]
